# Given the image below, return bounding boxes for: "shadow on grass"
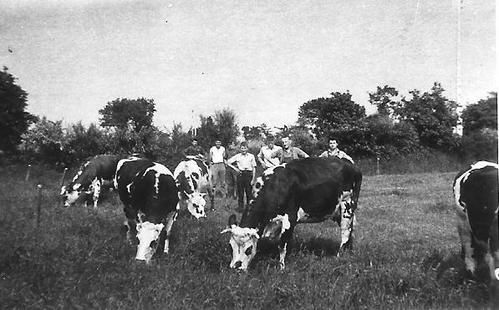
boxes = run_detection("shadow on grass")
[422,249,492,305]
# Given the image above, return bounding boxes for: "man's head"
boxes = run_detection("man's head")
[192,138,198,146]
[328,139,338,151]
[240,142,248,154]
[282,137,291,149]
[266,136,275,148]
[215,140,222,148]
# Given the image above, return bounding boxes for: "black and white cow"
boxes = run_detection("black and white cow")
[115,157,179,263]
[173,158,214,219]
[251,164,286,200]
[61,154,121,208]
[453,161,498,290]
[222,157,362,270]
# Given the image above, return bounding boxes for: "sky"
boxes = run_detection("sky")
[0,0,496,130]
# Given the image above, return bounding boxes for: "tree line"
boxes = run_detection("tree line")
[1,67,497,171]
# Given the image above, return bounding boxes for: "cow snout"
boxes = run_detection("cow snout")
[233,261,242,269]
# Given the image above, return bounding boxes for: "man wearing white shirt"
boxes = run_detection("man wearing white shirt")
[227,142,256,212]
[257,136,283,169]
[209,139,227,197]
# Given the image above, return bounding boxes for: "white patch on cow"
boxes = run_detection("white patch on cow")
[297,207,307,222]
[453,161,499,210]
[495,268,499,281]
[137,210,146,223]
[63,183,82,207]
[126,182,133,194]
[135,221,165,263]
[338,193,355,254]
[263,214,291,240]
[89,178,101,208]
[187,192,206,219]
[114,156,141,188]
[221,226,259,270]
[278,243,288,270]
[143,163,174,195]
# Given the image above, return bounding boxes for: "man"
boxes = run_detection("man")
[183,138,206,159]
[319,139,354,163]
[209,139,227,198]
[281,137,309,164]
[226,142,257,212]
[257,136,283,169]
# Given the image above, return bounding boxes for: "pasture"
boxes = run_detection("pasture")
[0,165,493,309]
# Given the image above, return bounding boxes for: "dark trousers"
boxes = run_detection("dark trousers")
[236,171,253,209]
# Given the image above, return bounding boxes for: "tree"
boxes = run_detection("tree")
[21,117,66,165]
[397,83,459,151]
[460,93,498,161]
[197,116,218,149]
[99,98,156,132]
[368,85,400,117]
[214,108,239,145]
[461,92,497,136]
[0,67,37,153]
[65,122,109,162]
[298,91,366,140]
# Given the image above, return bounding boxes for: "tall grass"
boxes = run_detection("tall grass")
[0,164,494,309]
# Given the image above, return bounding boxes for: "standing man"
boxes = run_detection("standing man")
[319,139,354,163]
[257,136,283,169]
[226,142,257,212]
[281,136,309,164]
[209,139,227,198]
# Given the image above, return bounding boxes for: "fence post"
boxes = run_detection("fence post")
[25,164,32,182]
[36,184,42,228]
[376,156,380,175]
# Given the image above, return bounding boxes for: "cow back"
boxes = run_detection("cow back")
[129,164,179,223]
[242,157,361,230]
[115,157,156,205]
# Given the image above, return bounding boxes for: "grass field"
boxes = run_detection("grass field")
[0,164,494,309]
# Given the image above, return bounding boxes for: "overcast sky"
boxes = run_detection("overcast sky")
[0,0,495,130]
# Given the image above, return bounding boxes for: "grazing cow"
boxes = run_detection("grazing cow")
[251,164,286,200]
[115,157,179,263]
[453,161,498,290]
[174,158,214,219]
[222,157,362,270]
[61,154,121,208]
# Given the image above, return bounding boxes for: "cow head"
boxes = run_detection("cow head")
[185,192,207,219]
[262,214,290,241]
[135,221,165,263]
[251,177,264,199]
[60,183,82,207]
[221,215,259,270]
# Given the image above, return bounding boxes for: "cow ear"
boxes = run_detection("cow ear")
[228,214,238,227]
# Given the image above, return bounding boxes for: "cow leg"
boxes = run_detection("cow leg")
[163,211,178,254]
[92,179,102,208]
[456,209,476,274]
[278,225,295,270]
[338,193,355,255]
[124,206,137,244]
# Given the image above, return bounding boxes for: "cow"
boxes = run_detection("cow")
[61,154,121,208]
[222,157,362,270]
[173,158,214,219]
[453,161,498,294]
[251,164,286,200]
[114,157,179,263]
